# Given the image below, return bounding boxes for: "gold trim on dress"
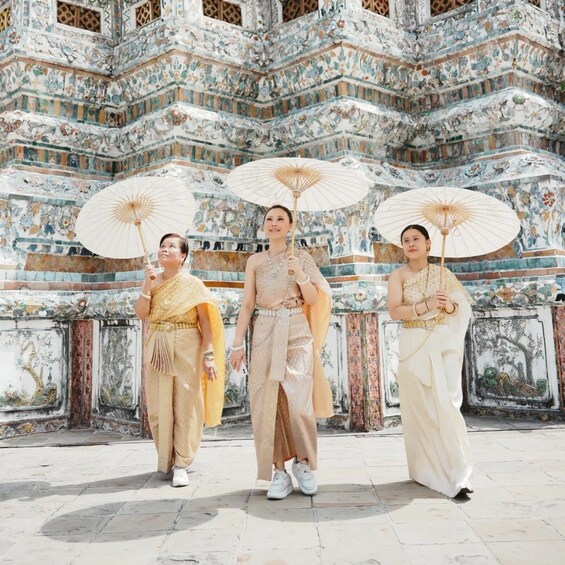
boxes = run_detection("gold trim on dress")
[402,313,446,329]
[149,321,199,331]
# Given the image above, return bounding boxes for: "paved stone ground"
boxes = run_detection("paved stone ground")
[1,416,565,565]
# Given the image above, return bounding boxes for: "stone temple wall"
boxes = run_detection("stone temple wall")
[0,0,563,437]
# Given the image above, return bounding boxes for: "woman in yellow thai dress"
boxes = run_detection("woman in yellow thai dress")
[387,224,473,498]
[230,205,333,500]
[135,233,225,487]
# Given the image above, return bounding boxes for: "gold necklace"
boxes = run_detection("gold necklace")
[267,247,287,279]
[408,263,431,299]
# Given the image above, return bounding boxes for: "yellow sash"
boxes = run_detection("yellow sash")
[145,272,225,427]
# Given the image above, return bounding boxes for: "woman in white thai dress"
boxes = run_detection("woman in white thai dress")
[387,224,473,498]
[229,205,333,500]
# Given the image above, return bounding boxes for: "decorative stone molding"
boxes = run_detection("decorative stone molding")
[69,319,93,427]
[466,307,560,412]
[1,0,564,430]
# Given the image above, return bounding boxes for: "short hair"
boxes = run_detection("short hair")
[160,233,189,264]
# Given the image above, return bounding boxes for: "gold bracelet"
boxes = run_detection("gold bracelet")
[412,303,419,317]
[296,274,310,285]
[140,291,151,300]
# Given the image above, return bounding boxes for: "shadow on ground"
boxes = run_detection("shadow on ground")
[0,475,438,542]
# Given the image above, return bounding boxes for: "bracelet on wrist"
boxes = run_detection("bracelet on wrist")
[296,274,310,285]
[412,303,418,318]
[230,344,244,352]
[140,291,151,300]
[446,302,457,315]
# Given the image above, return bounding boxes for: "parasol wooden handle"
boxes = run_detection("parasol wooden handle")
[440,227,448,288]
[134,219,156,280]
[439,209,449,310]
[288,193,299,275]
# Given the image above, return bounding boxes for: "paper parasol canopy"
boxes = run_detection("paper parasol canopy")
[75,177,197,260]
[227,157,370,252]
[374,186,520,261]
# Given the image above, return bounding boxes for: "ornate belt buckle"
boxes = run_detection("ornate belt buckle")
[277,307,290,319]
[163,322,173,331]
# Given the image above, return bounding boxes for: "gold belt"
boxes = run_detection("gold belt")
[149,322,198,331]
[257,307,303,319]
[402,314,445,329]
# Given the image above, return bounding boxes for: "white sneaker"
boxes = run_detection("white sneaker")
[292,458,317,495]
[172,467,189,487]
[267,469,293,500]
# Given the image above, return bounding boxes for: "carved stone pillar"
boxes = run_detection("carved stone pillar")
[262,0,280,28]
[389,0,413,27]
[7,0,23,29]
[552,307,565,415]
[69,320,93,428]
[319,0,347,17]
[345,312,383,431]
[413,0,429,25]
[139,321,151,438]
[182,0,204,23]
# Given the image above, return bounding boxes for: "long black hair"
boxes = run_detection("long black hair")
[400,224,430,242]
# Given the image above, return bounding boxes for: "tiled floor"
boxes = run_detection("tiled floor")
[1,417,564,564]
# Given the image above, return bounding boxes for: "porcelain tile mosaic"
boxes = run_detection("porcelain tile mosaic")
[0,0,563,435]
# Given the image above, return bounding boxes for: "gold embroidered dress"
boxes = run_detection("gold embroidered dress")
[250,249,333,481]
[145,272,225,473]
[398,264,473,497]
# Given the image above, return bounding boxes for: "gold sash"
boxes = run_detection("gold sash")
[145,272,225,427]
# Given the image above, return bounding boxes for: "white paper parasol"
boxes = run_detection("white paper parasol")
[75,177,196,264]
[374,185,520,274]
[227,157,369,252]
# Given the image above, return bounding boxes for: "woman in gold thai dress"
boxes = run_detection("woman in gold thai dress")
[135,233,225,488]
[230,205,333,500]
[387,224,473,498]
